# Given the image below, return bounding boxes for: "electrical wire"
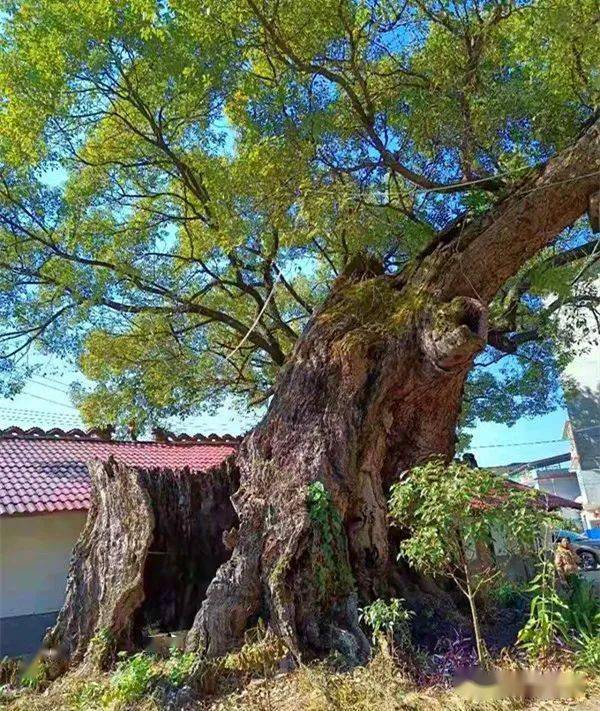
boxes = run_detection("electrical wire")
[29,378,72,395]
[472,438,566,449]
[19,391,79,410]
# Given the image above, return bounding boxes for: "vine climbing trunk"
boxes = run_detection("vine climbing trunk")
[187,119,599,662]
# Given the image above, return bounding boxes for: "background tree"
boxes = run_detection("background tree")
[0,0,599,661]
[389,459,555,664]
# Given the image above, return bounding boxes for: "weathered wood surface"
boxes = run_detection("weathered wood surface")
[45,456,238,668]
[44,459,154,666]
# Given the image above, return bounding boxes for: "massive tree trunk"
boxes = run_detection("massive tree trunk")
[187,120,600,661]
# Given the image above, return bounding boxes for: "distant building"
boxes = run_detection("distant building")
[490,453,583,526]
[564,385,600,530]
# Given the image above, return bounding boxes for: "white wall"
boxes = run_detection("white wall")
[0,512,86,618]
[541,477,581,502]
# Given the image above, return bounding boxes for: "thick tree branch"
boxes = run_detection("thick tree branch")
[422,119,600,303]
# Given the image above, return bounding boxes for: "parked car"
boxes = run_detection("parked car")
[553,529,600,571]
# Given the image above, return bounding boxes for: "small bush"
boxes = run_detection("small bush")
[564,577,600,637]
[489,579,528,608]
[72,680,106,710]
[517,558,569,664]
[19,658,48,691]
[359,598,414,648]
[163,648,198,687]
[109,653,156,702]
[575,634,600,673]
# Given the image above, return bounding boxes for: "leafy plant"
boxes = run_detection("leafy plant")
[87,627,115,669]
[72,680,105,711]
[307,481,354,600]
[564,577,600,637]
[517,556,570,663]
[104,652,156,705]
[19,658,48,691]
[359,598,414,650]
[163,648,198,687]
[390,459,554,665]
[488,578,528,608]
[574,633,600,673]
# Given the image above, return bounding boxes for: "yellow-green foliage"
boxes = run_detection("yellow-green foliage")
[0,0,596,432]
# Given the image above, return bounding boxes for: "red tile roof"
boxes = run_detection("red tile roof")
[506,479,582,510]
[471,479,582,512]
[0,429,238,516]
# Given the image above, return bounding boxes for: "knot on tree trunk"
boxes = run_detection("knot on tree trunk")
[423,296,487,370]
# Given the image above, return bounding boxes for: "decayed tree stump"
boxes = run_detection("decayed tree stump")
[45,456,238,668]
[44,459,154,666]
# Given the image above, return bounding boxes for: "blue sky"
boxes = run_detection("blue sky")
[0,359,572,468]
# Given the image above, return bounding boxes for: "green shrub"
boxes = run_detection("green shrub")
[360,598,414,648]
[164,648,198,687]
[72,680,106,710]
[390,459,553,666]
[306,481,355,600]
[564,577,600,637]
[575,633,600,673]
[20,659,48,691]
[517,557,569,663]
[104,652,156,705]
[489,579,528,607]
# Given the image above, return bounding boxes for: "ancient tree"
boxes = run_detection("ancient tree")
[1,0,599,662]
[188,121,599,658]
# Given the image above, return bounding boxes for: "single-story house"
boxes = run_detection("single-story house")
[0,426,239,658]
[492,453,584,526]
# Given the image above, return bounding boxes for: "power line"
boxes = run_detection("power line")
[0,406,81,421]
[20,391,79,410]
[42,375,85,389]
[30,378,71,395]
[473,438,566,449]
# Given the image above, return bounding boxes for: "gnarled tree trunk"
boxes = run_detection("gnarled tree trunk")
[45,459,154,667]
[187,120,599,661]
[46,456,239,668]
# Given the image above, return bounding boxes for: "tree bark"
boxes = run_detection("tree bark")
[45,459,155,667]
[187,119,599,661]
[45,456,239,669]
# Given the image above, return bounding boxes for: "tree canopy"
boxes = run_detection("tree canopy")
[0,0,598,431]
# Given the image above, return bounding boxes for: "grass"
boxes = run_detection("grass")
[1,643,599,711]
